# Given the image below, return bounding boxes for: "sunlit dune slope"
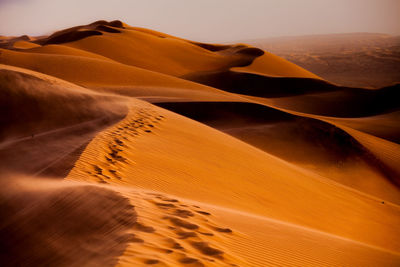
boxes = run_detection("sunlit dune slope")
[0,20,319,80]
[155,101,400,204]
[24,43,115,60]
[232,51,321,79]
[63,26,252,77]
[68,100,400,253]
[0,47,242,102]
[12,40,40,49]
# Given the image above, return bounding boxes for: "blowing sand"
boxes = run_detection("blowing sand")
[0,20,399,266]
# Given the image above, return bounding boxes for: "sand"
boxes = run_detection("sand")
[247,33,400,88]
[0,20,399,266]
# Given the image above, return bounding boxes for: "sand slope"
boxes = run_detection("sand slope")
[1,21,399,266]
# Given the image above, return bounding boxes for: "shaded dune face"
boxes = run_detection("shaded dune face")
[184,70,400,117]
[0,68,127,140]
[36,20,124,45]
[0,66,128,176]
[266,83,400,118]
[183,69,338,97]
[155,101,386,173]
[0,176,136,267]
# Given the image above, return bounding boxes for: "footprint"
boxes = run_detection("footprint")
[156,196,179,203]
[179,257,203,266]
[154,202,176,209]
[130,235,145,243]
[166,216,199,230]
[195,211,211,216]
[115,233,143,243]
[109,150,126,162]
[115,138,124,146]
[198,232,214,236]
[190,242,223,257]
[174,209,194,218]
[133,222,155,233]
[213,227,232,233]
[105,156,114,163]
[144,259,159,265]
[93,165,102,175]
[164,238,185,250]
[175,229,198,239]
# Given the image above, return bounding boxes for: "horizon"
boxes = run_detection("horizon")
[0,0,399,42]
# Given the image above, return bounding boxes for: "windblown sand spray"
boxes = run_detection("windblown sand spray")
[0,174,136,266]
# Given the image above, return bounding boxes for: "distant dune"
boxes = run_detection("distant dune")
[1,21,399,266]
[246,33,400,88]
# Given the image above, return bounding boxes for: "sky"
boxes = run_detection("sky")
[0,0,399,42]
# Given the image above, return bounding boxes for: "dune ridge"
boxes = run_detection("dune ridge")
[0,20,399,266]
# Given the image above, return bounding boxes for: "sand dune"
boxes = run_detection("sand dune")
[247,33,400,88]
[1,20,399,266]
[68,102,400,250]
[0,65,129,176]
[154,101,400,204]
[0,176,136,266]
[261,84,400,117]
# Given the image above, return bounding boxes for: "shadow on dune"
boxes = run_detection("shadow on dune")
[266,83,400,117]
[0,35,31,49]
[0,67,128,177]
[156,102,366,162]
[183,70,337,97]
[34,20,124,45]
[0,176,136,267]
[191,42,232,52]
[42,30,103,45]
[183,70,400,117]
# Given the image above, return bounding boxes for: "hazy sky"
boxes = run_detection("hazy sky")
[0,0,399,42]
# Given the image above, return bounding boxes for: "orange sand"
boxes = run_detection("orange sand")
[0,20,399,266]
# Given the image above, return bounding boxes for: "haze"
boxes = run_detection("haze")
[0,0,399,42]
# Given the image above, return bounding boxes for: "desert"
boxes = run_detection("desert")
[0,10,399,267]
